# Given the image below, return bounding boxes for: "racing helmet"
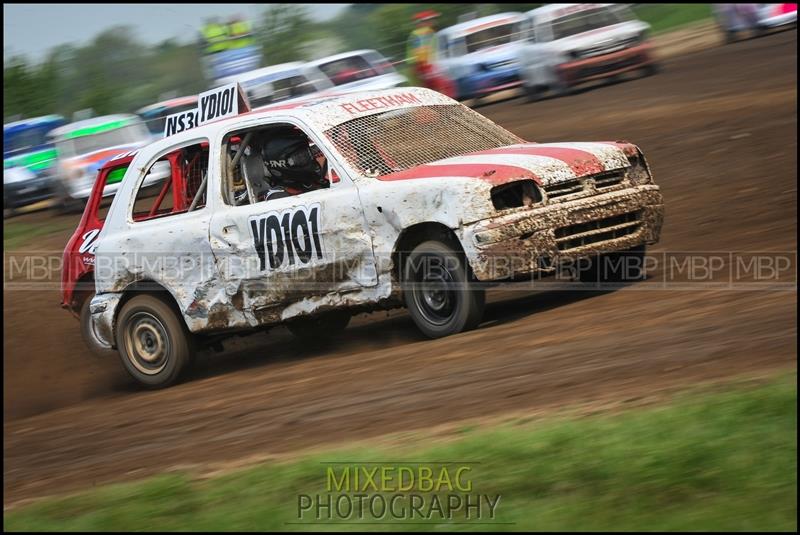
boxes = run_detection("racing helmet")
[262,133,325,186]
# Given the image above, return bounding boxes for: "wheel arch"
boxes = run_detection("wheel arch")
[390,221,467,284]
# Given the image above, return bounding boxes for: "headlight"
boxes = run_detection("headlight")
[626,151,653,185]
[3,166,35,185]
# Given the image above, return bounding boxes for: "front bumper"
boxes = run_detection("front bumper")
[460,66,522,99]
[464,185,665,281]
[557,43,654,86]
[90,292,123,349]
[759,10,797,28]
[4,174,53,209]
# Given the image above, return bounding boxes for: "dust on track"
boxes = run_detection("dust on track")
[4,30,797,505]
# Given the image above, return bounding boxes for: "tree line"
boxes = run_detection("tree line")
[3,4,541,122]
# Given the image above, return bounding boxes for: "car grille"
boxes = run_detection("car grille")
[488,59,516,70]
[544,169,626,200]
[591,169,625,188]
[577,37,639,59]
[555,211,641,251]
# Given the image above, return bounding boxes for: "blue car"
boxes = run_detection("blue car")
[3,115,66,211]
[431,13,527,102]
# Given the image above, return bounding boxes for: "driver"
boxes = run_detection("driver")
[260,133,328,201]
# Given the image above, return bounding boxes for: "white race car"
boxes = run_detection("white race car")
[305,50,408,92]
[518,3,658,101]
[88,86,664,387]
[714,4,797,42]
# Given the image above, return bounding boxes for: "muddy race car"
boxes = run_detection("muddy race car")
[62,86,664,387]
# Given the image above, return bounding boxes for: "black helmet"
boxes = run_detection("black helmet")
[262,134,324,186]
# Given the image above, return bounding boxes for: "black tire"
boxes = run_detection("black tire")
[115,294,193,388]
[524,84,542,103]
[402,240,485,339]
[286,310,351,341]
[579,245,647,287]
[641,62,661,77]
[80,293,116,358]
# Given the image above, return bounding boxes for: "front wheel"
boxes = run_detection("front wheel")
[402,240,485,339]
[116,294,193,388]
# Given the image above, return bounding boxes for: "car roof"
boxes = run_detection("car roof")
[136,96,198,116]
[218,62,307,85]
[439,12,526,37]
[527,3,615,22]
[141,86,456,155]
[49,114,143,139]
[306,49,384,67]
[3,114,66,133]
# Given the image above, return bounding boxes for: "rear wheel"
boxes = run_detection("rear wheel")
[116,294,193,388]
[402,240,485,339]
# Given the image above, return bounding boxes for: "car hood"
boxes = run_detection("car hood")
[550,21,649,53]
[61,143,145,173]
[379,141,637,185]
[449,42,524,67]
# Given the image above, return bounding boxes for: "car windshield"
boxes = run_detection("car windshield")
[4,127,51,154]
[244,74,319,108]
[316,55,380,86]
[56,123,150,158]
[325,104,523,177]
[550,6,629,40]
[464,22,521,54]
[141,103,198,135]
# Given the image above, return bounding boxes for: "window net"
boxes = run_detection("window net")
[324,104,523,177]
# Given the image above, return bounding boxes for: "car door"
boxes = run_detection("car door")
[208,118,378,319]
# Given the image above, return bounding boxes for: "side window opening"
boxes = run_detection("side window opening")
[96,165,128,222]
[130,141,209,222]
[222,124,332,207]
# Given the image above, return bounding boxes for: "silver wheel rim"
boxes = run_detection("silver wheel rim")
[123,311,170,375]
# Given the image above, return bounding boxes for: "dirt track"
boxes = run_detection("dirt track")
[4,30,797,505]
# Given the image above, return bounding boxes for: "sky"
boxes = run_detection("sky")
[3,3,351,63]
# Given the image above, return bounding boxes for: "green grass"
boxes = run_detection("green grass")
[3,220,73,250]
[5,373,797,531]
[632,4,714,34]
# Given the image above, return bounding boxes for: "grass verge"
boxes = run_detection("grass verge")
[5,372,797,531]
[632,4,714,34]
[3,219,73,250]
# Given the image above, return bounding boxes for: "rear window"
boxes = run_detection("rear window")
[464,22,521,54]
[325,104,522,177]
[316,55,380,86]
[244,75,318,108]
[550,7,629,40]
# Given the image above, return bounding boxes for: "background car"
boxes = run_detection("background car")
[136,95,199,139]
[216,62,334,109]
[518,3,657,101]
[305,49,407,92]
[3,115,66,213]
[714,3,797,42]
[432,12,527,102]
[49,114,159,212]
